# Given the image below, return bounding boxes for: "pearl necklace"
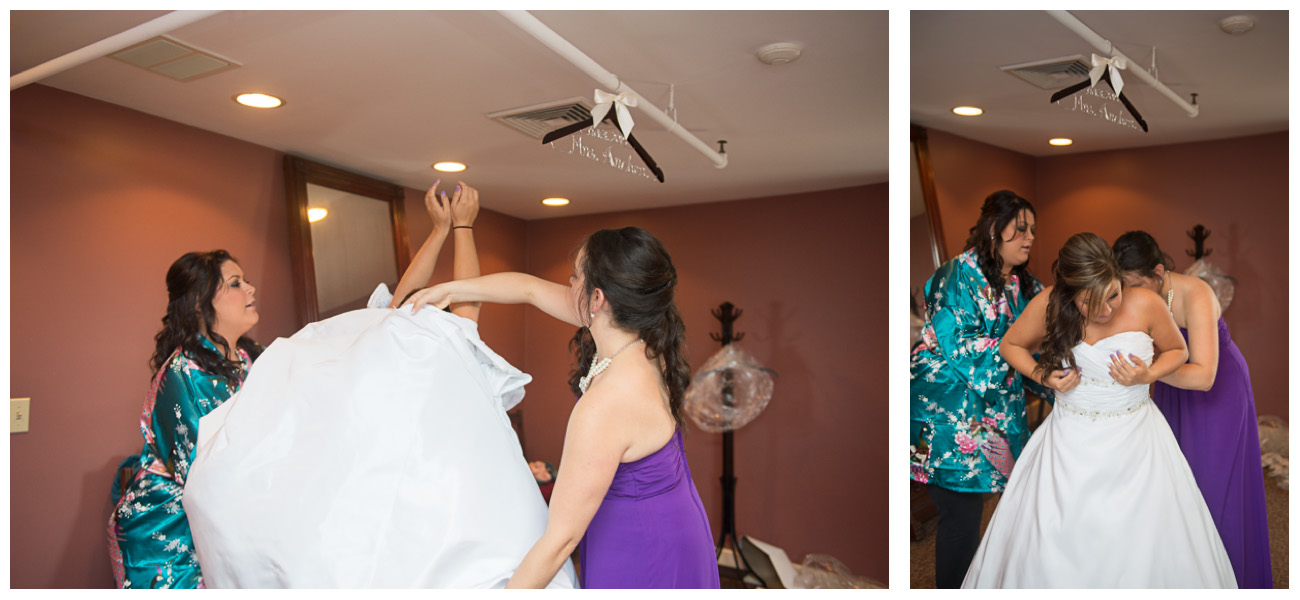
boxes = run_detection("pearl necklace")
[579,338,643,394]
[1162,273,1174,312]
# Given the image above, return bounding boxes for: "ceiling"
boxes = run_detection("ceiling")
[11,10,887,220]
[912,10,1288,157]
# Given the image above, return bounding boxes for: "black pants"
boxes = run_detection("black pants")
[927,484,986,589]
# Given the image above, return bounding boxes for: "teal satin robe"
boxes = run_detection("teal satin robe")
[910,249,1051,493]
[108,336,252,588]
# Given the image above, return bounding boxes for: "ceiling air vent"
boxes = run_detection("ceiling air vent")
[488,97,594,140]
[111,35,241,82]
[1000,55,1091,90]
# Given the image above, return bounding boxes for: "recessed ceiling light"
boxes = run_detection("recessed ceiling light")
[542,198,570,207]
[234,93,282,108]
[433,162,467,172]
[952,106,983,116]
[1049,138,1073,146]
[307,207,328,222]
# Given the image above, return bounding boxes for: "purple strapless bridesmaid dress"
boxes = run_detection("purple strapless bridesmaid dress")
[1153,317,1273,588]
[578,429,721,589]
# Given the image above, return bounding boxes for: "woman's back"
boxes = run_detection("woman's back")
[579,429,720,589]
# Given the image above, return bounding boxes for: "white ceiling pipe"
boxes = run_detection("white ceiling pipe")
[10,10,222,91]
[498,10,728,169]
[1047,10,1199,117]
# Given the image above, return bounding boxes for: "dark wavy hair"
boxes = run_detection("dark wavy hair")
[1035,233,1121,381]
[566,227,689,433]
[963,190,1038,303]
[1112,230,1175,279]
[150,250,261,385]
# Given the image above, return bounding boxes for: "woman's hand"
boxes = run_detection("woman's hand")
[1041,367,1081,393]
[425,180,452,234]
[1108,352,1152,386]
[404,282,454,314]
[450,181,479,228]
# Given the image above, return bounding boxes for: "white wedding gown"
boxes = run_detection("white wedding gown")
[182,286,576,588]
[962,331,1236,588]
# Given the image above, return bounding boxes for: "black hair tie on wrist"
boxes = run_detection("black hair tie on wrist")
[453,226,473,230]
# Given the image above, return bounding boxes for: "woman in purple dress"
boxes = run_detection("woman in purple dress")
[407,227,719,589]
[1112,231,1272,588]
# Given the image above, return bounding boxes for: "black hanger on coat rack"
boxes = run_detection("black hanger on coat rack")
[1050,65,1149,133]
[542,109,665,183]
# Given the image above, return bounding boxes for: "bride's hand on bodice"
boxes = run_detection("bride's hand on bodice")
[1108,352,1153,386]
[1042,367,1081,393]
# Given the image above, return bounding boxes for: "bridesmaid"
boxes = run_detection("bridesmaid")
[108,250,262,588]
[1112,231,1272,588]
[407,227,719,589]
[909,190,1057,588]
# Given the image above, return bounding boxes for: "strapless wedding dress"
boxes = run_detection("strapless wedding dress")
[963,331,1236,588]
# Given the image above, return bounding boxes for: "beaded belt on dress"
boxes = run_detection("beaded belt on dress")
[1055,395,1149,420]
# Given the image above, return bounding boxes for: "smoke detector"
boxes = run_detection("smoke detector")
[756,42,802,65]
[1219,15,1256,35]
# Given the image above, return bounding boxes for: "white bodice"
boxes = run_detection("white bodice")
[1054,331,1154,418]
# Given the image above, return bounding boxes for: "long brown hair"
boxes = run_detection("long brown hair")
[150,250,261,384]
[566,227,689,432]
[1036,233,1120,381]
[963,190,1038,303]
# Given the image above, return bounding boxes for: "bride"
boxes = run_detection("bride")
[180,181,576,588]
[962,232,1236,588]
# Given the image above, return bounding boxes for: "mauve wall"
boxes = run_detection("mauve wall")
[924,128,1287,421]
[8,85,527,588]
[516,185,887,583]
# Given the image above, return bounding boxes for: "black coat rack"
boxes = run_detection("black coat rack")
[707,302,768,588]
[1186,224,1213,260]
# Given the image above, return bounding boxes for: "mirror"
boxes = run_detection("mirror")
[910,125,946,316]
[909,124,949,541]
[284,155,411,326]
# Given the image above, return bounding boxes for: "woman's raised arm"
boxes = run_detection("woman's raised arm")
[389,181,451,309]
[405,272,582,326]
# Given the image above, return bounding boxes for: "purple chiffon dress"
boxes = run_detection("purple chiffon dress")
[578,429,721,589]
[1153,317,1273,588]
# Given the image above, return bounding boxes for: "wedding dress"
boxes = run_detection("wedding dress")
[182,286,576,588]
[962,331,1236,588]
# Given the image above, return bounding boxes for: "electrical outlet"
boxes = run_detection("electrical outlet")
[11,398,31,433]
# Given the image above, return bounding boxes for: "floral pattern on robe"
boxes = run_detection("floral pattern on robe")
[910,249,1051,493]
[107,336,253,588]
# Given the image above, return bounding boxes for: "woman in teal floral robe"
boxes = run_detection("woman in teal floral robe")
[108,250,261,588]
[909,190,1051,588]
